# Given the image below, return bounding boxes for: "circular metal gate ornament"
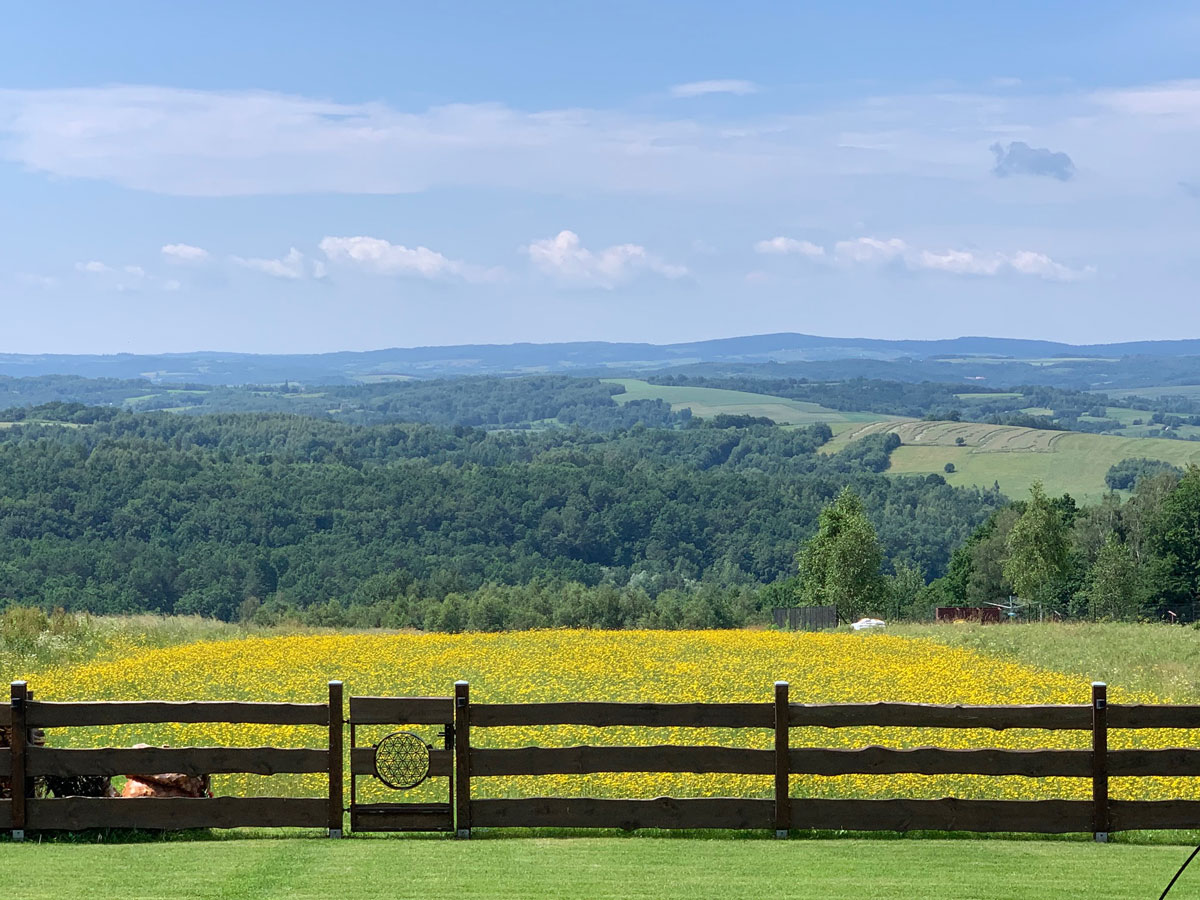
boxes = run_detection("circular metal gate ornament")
[373,730,431,790]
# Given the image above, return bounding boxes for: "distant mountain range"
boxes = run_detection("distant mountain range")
[4,333,1200,385]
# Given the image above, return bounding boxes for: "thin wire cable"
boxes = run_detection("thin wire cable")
[1159,844,1200,900]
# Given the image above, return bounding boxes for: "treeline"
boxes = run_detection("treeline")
[920,471,1200,622]
[767,465,1200,625]
[0,375,691,432]
[646,374,1200,436]
[0,410,1003,626]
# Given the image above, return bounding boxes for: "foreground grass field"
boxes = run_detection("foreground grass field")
[3,836,1196,899]
[825,419,1200,501]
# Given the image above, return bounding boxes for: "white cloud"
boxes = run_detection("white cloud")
[232,247,308,279]
[754,236,825,258]
[0,80,1195,199]
[162,279,181,291]
[318,235,496,282]
[1094,80,1200,118]
[766,235,1092,281]
[1008,250,1095,282]
[161,243,209,262]
[670,79,758,98]
[75,260,111,273]
[912,248,1004,276]
[833,237,908,265]
[524,230,687,288]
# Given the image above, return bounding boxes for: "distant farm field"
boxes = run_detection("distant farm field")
[825,420,1200,501]
[605,379,891,427]
[1103,385,1200,400]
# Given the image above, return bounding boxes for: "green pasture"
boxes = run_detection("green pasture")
[605,378,891,426]
[899,621,1200,701]
[826,420,1200,501]
[3,835,1197,900]
[1104,385,1200,401]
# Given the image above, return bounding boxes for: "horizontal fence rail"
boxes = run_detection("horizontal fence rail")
[471,702,773,728]
[26,700,330,728]
[9,679,1200,840]
[6,680,342,841]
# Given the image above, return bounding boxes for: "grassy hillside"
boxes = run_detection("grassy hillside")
[605,378,892,429]
[825,420,1200,501]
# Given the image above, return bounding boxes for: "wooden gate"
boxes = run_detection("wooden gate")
[347,693,455,832]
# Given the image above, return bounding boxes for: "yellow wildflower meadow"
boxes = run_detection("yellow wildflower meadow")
[15,630,1200,805]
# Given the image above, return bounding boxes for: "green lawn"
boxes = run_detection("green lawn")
[604,379,891,426]
[3,836,1197,899]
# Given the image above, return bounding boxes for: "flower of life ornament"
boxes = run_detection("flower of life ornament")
[373,731,431,790]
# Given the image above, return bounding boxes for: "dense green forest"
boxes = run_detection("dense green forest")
[918,468,1200,623]
[0,375,690,431]
[0,410,1003,628]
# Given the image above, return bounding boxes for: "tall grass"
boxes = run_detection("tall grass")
[896,621,1200,701]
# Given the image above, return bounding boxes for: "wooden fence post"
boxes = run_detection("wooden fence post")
[774,680,790,837]
[10,681,27,842]
[455,680,470,838]
[327,680,344,838]
[1092,681,1108,842]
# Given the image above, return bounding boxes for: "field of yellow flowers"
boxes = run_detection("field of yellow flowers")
[15,629,1199,805]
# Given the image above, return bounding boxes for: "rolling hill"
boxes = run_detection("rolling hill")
[825,420,1200,502]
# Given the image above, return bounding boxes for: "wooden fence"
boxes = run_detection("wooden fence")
[7,679,1200,839]
[772,606,838,631]
[3,680,344,840]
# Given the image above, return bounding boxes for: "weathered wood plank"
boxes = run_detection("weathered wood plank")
[471,797,774,830]
[0,798,10,829]
[1107,705,1200,729]
[1092,682,1108,836]
[471,702,772,729]
[1109,748,1200,777]
[350,802,454,832]
[27,746,329,777]
[28,701,329,727]
[790,798,1093,833]
[774,681,790,833]
[788,702,1092,730]
[1110,800,1200,831]
[11,681,28,833]
[788,746,1092,777]
[26,796,328,830]
[328,680,343,835]
[0,704,10,727]
[348,696,453,725]
[470,745,773,777]
[351,747,452,777]
[455,681,470,834]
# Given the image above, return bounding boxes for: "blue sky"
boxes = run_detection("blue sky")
[2,1,1200,353]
